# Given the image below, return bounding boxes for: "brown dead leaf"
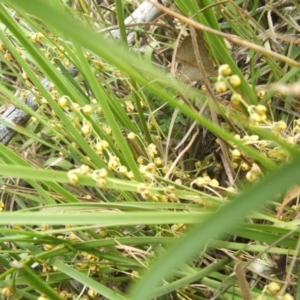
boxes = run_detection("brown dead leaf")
[175,31,217,83]
[271,81,300,100]
[276,185,300,219]
[235,262,252,300]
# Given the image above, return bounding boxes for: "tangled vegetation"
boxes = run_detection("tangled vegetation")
[0,0,300,299]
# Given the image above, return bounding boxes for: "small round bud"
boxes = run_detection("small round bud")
[249,113,261,125]
[20,90,29,99]
[126,171,134,180]
[228,75,241,87]
[81,124,92,136]
[40,224,50,231]
[99,229,107,237]
[103,125,112,135]
[256,296,267,300]
[0,42,7,51]
[282,293,294,300]
[93,168,108,179]
[246,171,257,182]
[4,52,13,61]
[68,233,78,242]
[131,270,139,278]
[241,162,250,171]
[43,244,54,251]
[215,81,227,93]
[127,132,135,140]
[192,177,205,187]
[125,101,135,113]
[195,161,201,168]
[286,136,295,145]
[275,120,287,131]
[96,178,106,188]
[82,105,93,115]
[71,103,80,112]
[231,93,242,105]
[147,143,157,158]
[255,105,267,116]
[231,149,241,159]
[208,179,219,187]
[36,33,44,41]
[250,135,259,142]
[147,122,153,130]
[118,165,128,174]
[154,157,162,166]
[146,163,156,173]
[202,175,211,185]
[93,60,104,69]
[226,186,237,194]
[1,286,13,297]
[267,281,280,295]
[64,59,71,67]
[114,70,122,77]
[137,157,144,165]
[90,98,97,104]
[79,164,90,175]
[175,179,182,185]
[22,72,28,80]
[108,156,120,170]
[68,173,78,185]
[257,90,266,99]
[96,107,103,114]
[87,288,98,298]
[58,96,68,108]
[153,135,161,143]
[232,161,239,170]
[218,64,232,76]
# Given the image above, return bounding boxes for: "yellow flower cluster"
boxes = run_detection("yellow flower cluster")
[215,64,241,94]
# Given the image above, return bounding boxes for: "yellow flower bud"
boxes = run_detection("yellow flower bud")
[257,90,266,99]
[256,104,267,116]
[228,75,241,87]
[267,281,280,295]
[79,164,90,175]
[282,293,294,300]
[71,103,80,112]
[127,132,135,140]
[215,80,227,93]
[208,179,219,187]
[246,171,257,182]
[249,113,261,125]
[64,59,71,67]
[22,72,28,80]
[81,124,92,136]
[67,172,79,185]
[218,64,232,76]
[1,286,13,297]
[58,96,68,108]
[241,162,250,171]
[275,120,287,131]
[88,289,98,298]
[231,149,241,159]
[231,93,242,105]
[96,178,106,188]
[82,105,93,115]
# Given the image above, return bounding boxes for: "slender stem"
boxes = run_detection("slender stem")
[115,0,128,48]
